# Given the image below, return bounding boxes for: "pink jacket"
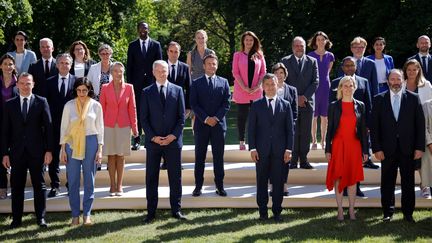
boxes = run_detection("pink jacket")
[232,51,266,104]
[100,81,138,134]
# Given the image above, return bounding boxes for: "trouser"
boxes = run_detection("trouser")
[237,103,251,141]
[291,108,313,163]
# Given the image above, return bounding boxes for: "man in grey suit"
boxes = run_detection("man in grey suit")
[281,36,318,169]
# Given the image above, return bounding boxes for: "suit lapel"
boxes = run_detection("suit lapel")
[398,91,407,121]
[384,92,397,122]
[291,56,300,75]
[25,96,36,121]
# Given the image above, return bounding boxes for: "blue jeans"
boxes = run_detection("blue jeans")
[66,135,98,217]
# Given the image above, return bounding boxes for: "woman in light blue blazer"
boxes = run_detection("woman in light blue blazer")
[6,31,37,74]
[366,37,394,93]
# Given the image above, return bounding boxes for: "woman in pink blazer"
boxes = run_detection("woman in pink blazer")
[232,31,266,150]
[100,62,138,196]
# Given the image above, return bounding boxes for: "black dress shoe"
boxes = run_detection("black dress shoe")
[269,191,273,197]
[382,215,393,222]
[300,162,314,169]
[216,188,227,197]
[283,191,289,196]
[404,215,415,223]
[172,211,187,220]
[9,221,22,229]
[192,187,202,197]
[363,160,379,169]
[273,214,283,222]
[160,162,167,170]
[259,214,268,221]
[356,188,365,197]
[97,163,102,171]
[143,215,155,224]
[131,142,140,151]
[289,161,298,169]
[47,188,59,198]
[37,218,48,228]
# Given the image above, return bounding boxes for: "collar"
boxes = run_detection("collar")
[390,89,403,97]
[344,74,357,79]
[205,74,215,80]
[419,53,430,58]
[140,37,149,44]
[265,95,277,101]
[354,56,363,62]
[59,73,70,80]
[156,80,169,88]
[168,60,178,66]
[20,93,33,100]
[42,57,53,63]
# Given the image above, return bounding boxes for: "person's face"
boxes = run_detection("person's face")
[417,37,431,53]
[167,45,180,63]
[273,68,286,83]
[153,63,168,83]
[263,78,278,97]
[74,44,86,61]
[292,39,305,58]
[40,40,54,59]
[341,80,355,98]
[203,57,218,76]
[111,64,124,82]
[1,58,15,75]
[14,35,26,50]
[98,49,112,62]
[373,40,385,53]
[243,35,254,50]
[17,75,34,96]
[56,57,72,76]
[388,72,404,93]
[315,35,327,49]
[406,64,419,81]
[342,59,356,76]
[138,23,149,40]
[76,84,89,98]
[351,42,366,58]
[195,32,207,47]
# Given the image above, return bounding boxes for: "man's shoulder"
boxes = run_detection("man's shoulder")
[356,75,368,83]
[149,38,161,46]
[281,54,294,61]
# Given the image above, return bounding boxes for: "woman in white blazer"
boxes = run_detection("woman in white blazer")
[7,31,37,74]
[88,44,113,101]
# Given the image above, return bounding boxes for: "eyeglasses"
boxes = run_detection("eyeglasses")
[352,46,365,49]
[99,52,111,56]
[76,88,89,93]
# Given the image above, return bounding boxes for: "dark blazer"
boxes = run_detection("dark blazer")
[126,38,163,89]
[1,95,54,159]
[169,61,192,109]
[325,99,368,154]
[248,97,294,157]
[190,75,231,131]
[69,59,96,77]
[337,57,378,96]
[408,54,432,82]
[280,54,319,110]
[329,75,372,126]
[140,82,185,149]
[28,58,58,97]
[371,90,425,156]
[264,83,298,121]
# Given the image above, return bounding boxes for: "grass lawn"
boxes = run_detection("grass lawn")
[1,208,431,242]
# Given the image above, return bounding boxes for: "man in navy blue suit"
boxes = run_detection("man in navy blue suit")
[127,21,163,150]
[248,73,294,222]
[408,35,432,82]
[190,54,231,197]
[140,60,186,224]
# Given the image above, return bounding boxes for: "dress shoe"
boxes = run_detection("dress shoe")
[382,215,393,222]
[97,163,102,171]
[37,218,48,228]
[216,188,227,197]
[160,162,167,170]
[289,161,298,169]
[403,215,415,223]
[269,191,273,197]
[47,188,59,198]
[9,221,22,229]
[363,160,379,169]
[273,214,283,222]
[192,187,202,197]
[172,211,187,220]
[356,188,365,197]
[259,214,268,221]
[143,215,155,224]
[300,162,314,169]
[283,191,289,196]
[131,142,140,151]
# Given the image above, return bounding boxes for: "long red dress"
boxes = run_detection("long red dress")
[326,101,364,193]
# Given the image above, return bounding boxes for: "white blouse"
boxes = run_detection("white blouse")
[60,98,104,145]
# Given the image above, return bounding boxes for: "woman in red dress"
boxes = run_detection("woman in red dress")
[325,76,368,221]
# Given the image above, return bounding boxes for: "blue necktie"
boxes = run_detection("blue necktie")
[22,97,28,121]
[170,65,176,82]
[356,59,362,75]
[160,85,166,107]
[393,94,400,121]
[422,56,428,74]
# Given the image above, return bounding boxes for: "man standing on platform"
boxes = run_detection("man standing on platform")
[371,69,424,223]
[141,60,186,224]
[190,54,231,197]
[408,35,432,82]
[248,73,294,222]
[281,36,318,170]
[127,21,163,151]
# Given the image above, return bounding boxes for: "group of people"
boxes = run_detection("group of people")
[0,22,432,227]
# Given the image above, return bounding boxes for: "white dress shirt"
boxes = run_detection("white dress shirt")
[156,80,169,97]
[140,37,149,53]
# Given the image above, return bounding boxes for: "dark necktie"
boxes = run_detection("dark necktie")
[422,56,428,74]
[208,76,213,92]
[170,64,176,82]
[60,77,66,98]
[298,58,302,71]
[356,59,362,75]
[142,41,147,58]
[22,97,28,121]
[45,60,50,78]
[160,85,166,107]
[268,98,274,115]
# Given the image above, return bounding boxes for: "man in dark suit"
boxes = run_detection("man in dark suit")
[371,69,425,223]
[281,36,318,170]
[140,60,186,224]
[2,72,53,229]
[45,53,76,197]
[249,73,294,222]
[190,54,231,197]
[28,38,58,97]
[408,35,432,82]
[127,21,163,150]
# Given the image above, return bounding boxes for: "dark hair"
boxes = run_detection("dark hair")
[271,62,288,78]
[308,31,333,50]
[240,31,263,57]
[167,41,181,50]
[72,77,95,98]
[203,53,218,64]
[371,36,387,54]
[12,31,29,50]
[69,40,92,62]
[137,21,149,29]
[0,53,17,76]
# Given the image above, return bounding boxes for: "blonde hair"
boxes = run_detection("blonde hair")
[350,36,367,47]
[337,76,357,100]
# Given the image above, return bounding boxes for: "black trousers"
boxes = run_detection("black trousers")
[48,131,61,189]
[0,165,7,188]
[291,108,313,163]
[146,147,182,216]
[237,103,251,141]
[10,149,46,222]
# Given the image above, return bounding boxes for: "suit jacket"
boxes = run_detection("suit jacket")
[264,83,298,121]
[140,82,185,149]
[1,95,53,160]
[248,97,294,157]
[371,90,425,156]
[100,82,138,134]
[28,58,58,97]
[325,99,368,154]
[190,75,231,131]
[7,49,37,74]
[169,61,191,109]
[337,57,378,96]
[329,75,372,126]
[280,54,318,110]
[69,59,96,77]
[87,62,113,96]
[126,38,163,89]
[408,54,432,82]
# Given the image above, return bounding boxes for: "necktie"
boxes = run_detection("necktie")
[422,56,428,74]
[356,59,362,75]
[22,97,28,121]
[268,98,274,115]
[60,77,66,98]
[170,64,176,82]
[160,85,166,107]
[298,58,302,71]
[392,94,400,121]
[45,60,50,78]
[142,41,147,58]
[208,76,213,92]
